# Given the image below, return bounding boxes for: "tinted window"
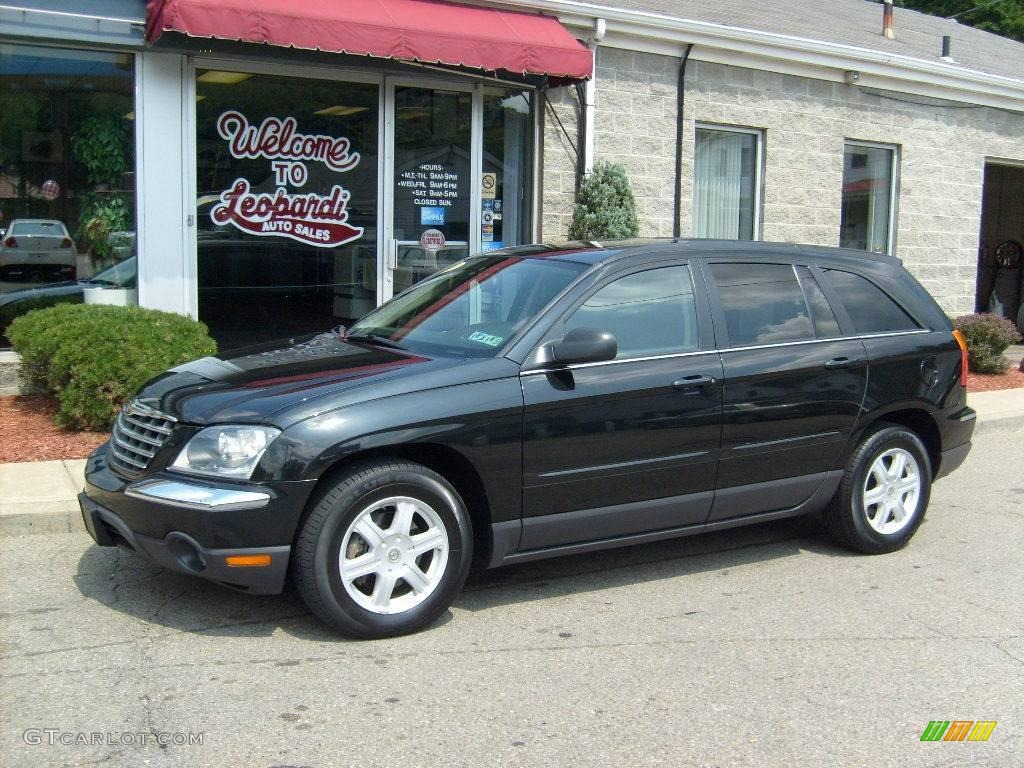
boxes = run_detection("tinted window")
[710,263,813,346]
[824,269,919,333]
[796,266,841,338]
[563,266,698,359]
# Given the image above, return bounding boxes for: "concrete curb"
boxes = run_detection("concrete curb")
[972,412,1024,436]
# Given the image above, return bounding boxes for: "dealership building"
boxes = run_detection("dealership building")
[2,0,1023,351]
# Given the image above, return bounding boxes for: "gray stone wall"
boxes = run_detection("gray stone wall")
[541,49,1024,315]
[539,86,581,242]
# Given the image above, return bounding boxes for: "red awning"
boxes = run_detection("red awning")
[146,0,593,80]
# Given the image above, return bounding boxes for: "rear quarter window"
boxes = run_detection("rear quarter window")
[824,269,920,334]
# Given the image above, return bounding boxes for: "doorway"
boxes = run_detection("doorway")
[381,79,536,303]
[977,162,1024,330]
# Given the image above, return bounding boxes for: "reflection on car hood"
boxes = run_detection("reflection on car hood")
[0,281,82,305]
[133,333,516,427]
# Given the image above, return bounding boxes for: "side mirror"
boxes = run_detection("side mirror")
[523,327,617,371]
[552,327,618,365]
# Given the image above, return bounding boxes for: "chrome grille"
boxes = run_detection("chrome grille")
[108,401,176,475]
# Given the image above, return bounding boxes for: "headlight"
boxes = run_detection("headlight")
[169,425,281,480]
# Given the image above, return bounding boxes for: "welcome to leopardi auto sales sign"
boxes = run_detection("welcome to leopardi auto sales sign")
[210,110,364,248]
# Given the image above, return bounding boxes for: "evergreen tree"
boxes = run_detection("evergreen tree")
[568,162,640,241]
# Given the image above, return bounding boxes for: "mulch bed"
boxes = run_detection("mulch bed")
[968,367,1024,392]
[0,395,107,463]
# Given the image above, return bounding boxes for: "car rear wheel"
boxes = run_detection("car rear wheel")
[292,460,472,638]
[823,425,932,554]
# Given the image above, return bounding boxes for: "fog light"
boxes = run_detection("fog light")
[225,554,272,568]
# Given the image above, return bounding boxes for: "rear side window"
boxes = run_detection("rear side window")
[563,265,698,359]
[796,266,841,338]
[709,263,813,346]
[824,269,919,333]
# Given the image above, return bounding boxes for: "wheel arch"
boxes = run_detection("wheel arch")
[296,442,494,568]
[849,407,941,478]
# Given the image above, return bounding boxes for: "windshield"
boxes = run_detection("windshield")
[90,256,137,287]
[347,256,588,357]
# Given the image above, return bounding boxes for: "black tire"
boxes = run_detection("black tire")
[292,460,472,639]
[823,424,932,554]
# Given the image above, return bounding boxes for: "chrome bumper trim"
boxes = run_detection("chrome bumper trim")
[124,479,271,511]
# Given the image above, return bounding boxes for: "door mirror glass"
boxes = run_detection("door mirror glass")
[549,327,618,366]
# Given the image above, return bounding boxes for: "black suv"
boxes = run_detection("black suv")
[80,240,975,638]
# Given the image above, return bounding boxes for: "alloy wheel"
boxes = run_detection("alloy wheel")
[338,496,449,615]
[862,447,921,535]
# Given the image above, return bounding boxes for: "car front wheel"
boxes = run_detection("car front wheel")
[823,424,932,554]
[292,460,472,638]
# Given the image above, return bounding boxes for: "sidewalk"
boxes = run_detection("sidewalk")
[1,390,1022,536]
[0,459,86,535]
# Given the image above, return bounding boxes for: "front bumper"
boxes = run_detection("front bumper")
[80,444,316,594]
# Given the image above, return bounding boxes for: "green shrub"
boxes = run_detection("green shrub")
[7,304,216,430]
[952,313,1022,374]
[568,161,640,240]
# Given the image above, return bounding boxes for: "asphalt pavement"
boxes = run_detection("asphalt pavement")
[1,427,1021,767]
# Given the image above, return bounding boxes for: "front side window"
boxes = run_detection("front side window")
[710,263,814,346]
[824,269,919,334]
[563,266,698,359]
[693,127,761,240]
[841,142,897,254]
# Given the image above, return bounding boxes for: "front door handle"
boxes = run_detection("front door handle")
[824,356,860,369]
[673,374,717,389]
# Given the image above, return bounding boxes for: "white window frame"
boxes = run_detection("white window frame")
[692,122,764,241]
[841,139,900,256]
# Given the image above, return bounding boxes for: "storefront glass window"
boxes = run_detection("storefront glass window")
[0,44,135,345]
[195,70,379,350]
[840,142,896,254]
[482,88,534,251]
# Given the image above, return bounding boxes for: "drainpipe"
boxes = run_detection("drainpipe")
[883,0,895,39]
[581,18,605,177]
[673,44,694,239]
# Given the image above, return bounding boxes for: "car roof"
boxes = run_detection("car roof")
[510,238,903,272]
[10,219,66,227]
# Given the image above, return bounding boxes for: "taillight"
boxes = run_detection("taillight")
[60,237,74,248]
[3,237,16,248]
[952,329,968,387]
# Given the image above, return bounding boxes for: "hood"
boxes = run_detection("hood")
[0,281,82,306]
[132,333,513,427]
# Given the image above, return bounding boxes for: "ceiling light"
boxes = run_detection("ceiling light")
[314,105,369,117]
[196,70,253,85]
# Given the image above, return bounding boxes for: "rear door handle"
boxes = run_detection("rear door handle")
[824,356,860,369]
[673,374,716,389]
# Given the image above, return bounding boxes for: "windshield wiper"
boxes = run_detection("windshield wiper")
[344,333,406,351]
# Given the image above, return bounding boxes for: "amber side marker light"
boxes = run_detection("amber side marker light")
[952,329,969,387]
[225,554,273,568]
